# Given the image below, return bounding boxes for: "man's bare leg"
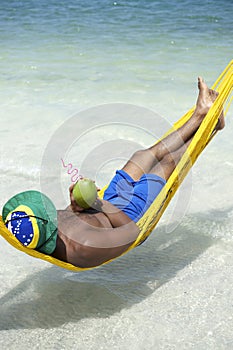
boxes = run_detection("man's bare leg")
[122,77,224,181]
[149,138,193,181]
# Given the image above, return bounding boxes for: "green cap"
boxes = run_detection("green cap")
[2,190,58,255]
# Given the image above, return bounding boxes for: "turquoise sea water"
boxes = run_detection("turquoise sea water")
[1,0,232,111]
[0,1,233,349]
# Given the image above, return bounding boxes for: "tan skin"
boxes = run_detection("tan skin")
[51,77,225,268]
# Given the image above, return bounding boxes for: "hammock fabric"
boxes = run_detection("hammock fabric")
[0,61,232,271]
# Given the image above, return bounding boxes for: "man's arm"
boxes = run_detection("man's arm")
[69,182,133,228]
[78,224,140,268]
[58,218,140,268]
[92,198,133,227]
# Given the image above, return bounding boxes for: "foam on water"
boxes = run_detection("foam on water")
[0,0,233,348]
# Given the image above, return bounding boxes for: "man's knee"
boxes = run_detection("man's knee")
[130,149,150,162]
[135,149,158,161]
[132,149,146,158]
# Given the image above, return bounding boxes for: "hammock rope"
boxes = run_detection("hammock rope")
[0,60,232,271]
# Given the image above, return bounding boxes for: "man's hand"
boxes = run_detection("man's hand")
[69,183,85,212]
[69,178,100,212]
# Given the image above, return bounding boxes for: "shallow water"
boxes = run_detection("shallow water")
[0,0,233,349]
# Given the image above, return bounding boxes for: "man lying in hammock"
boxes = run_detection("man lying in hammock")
[2,77,224,268]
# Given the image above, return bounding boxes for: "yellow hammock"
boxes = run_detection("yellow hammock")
[0,60,232,271]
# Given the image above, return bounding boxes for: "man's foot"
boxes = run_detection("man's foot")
[195,76,225,130]
[195,76,216,115]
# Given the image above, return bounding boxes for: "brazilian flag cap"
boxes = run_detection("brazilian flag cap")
[2,190,58,255]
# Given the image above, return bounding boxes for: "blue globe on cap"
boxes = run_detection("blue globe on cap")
[2,190,58,255]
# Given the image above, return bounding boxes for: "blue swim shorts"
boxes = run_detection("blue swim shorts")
[103,170,166,222]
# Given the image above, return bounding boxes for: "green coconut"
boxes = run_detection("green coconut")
[73,178,98,209]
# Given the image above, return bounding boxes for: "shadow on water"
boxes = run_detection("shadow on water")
[1,207,230,331]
